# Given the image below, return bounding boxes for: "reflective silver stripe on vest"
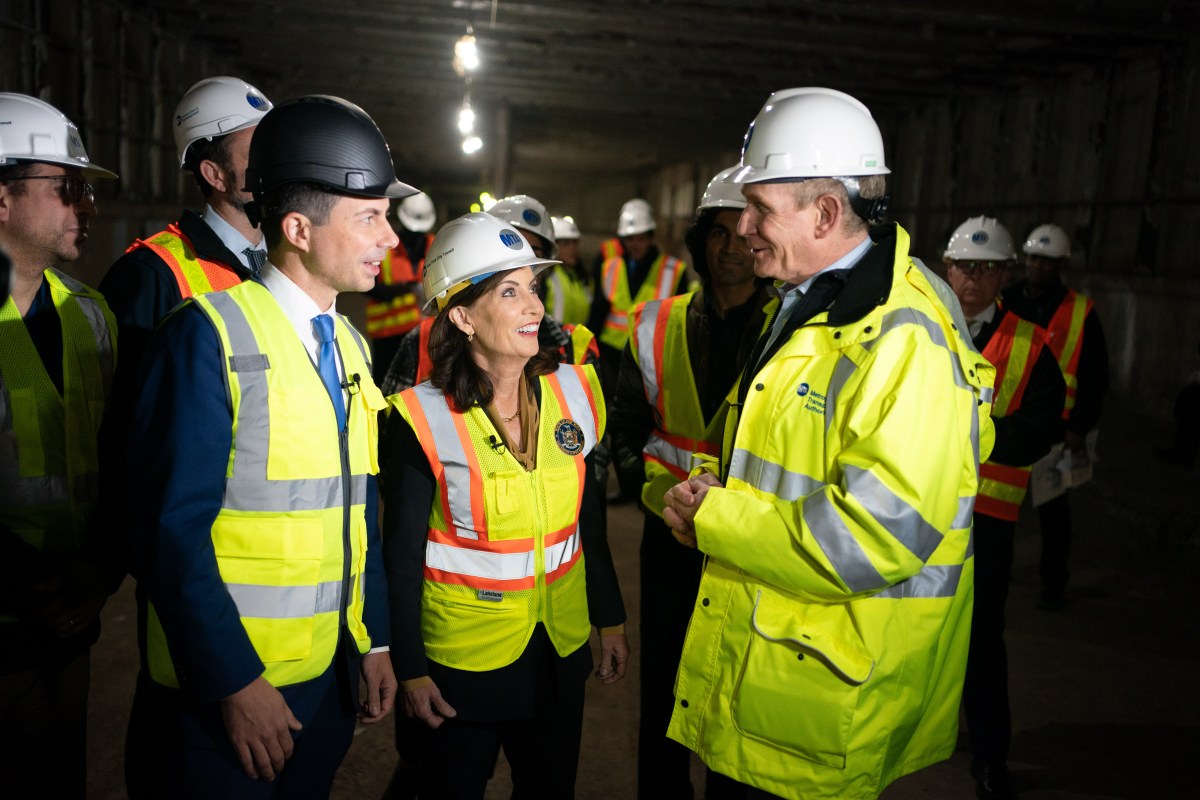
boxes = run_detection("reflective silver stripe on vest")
[824,354,858,435]
[426,539,535,579]
[657,258,680,297]
[844,465,943,562]
[802,490,888,593]
[205,292,362,512]
[69,288,115,397]
[553,365,598,453]
[635,299,664,408]
[225,578,346,619]
[644,433,692,473]
[863,308,973,394]
[979,385,994,404]
[953,495,975,530]
[411,382,479,539]
[872,564,963,599]
[544,528,581,574]
[728,448,825,502]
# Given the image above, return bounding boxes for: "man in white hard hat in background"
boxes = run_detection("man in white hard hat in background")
[366,191,436,382]
[1002,224,1109,611]
[544,214,593,327]
[610,166,774,800]
[945,216,1065,800]
[124,95,407,798]
[0,92,120,797]
[588,197,688,396]
[661,88,995,800]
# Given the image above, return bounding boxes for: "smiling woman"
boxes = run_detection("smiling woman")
[380,211,629,799]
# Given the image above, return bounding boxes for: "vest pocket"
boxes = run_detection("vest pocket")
[731,590,875,768]
[212,515,324,663]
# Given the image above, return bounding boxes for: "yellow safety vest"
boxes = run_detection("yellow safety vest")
[668,224,996,800]
[628,291,774,518]
[976,309,1047,521]
[598,253,685,351]
[0,269,115,577]
[542,264,593,327]
[391,364,604,672]
[145,281,387,689]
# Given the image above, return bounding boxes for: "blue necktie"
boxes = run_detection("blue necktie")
[243,247,266,277]
[313,314,347,432]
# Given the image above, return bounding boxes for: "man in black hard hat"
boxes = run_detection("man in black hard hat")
[124,95,416,799]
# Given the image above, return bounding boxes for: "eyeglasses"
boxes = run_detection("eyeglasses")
[950,261,1005,275]
[2,174,96,205]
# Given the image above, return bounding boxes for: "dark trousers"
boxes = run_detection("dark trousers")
[0,649,90,798]
[638,514,705,800]
[964,512,1015,768]
[396,662,586,799]
[126,665,356,799]
[1037,491,1072,599]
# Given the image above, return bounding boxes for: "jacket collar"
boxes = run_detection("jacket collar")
[825,223,897,327]
[177,208,253,278]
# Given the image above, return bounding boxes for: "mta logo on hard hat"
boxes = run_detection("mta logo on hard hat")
[499,230,523,249]
[522,209,542,225]
[971,231,989,245]
[246,92,270,110]
[1038,235,1052,245]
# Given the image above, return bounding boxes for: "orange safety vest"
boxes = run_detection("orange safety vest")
[599,238,623,262]
[1044,290,1092,420]
[599,253,685,350]
[126,223,242,299]
[975,309,1048,522]
[414,317,436,385]
[367,234,433,339]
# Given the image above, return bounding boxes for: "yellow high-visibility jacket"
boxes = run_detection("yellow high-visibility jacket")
[668,224,996,800]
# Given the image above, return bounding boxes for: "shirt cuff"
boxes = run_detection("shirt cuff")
[367,645,391,655]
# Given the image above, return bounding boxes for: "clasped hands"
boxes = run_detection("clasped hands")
[662,472,722,548]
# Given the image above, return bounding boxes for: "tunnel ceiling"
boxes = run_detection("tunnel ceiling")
[134,0,1195,201]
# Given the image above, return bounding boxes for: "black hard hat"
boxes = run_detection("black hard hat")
[244,95,417,200]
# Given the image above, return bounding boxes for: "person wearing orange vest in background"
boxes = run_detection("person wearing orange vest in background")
[1002,223,1109,611]
[0,92,120,799]
[587,197,688,397]
[945,217,1065,800]
[366,191,435,382]
[382,212,627,798]
[102,76,272,400]
[610,166,773,800]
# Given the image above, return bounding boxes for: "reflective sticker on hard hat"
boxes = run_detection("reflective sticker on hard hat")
[522,209,541,225]
[971,231,989,245]
[499,230,523,250]
[247,92,270,110]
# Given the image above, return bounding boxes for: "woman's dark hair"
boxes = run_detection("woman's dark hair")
[428,270,559,412]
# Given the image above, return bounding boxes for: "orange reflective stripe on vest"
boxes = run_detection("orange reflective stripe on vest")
[415,317,436,384]
[599,238,623,262]
[128,223,242,299]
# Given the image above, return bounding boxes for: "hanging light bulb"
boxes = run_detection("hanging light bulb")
[462,135,483,154]
[453,26,479,76]
[458,104,475,135]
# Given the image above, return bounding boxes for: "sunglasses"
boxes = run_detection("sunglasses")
[950,261,1005,275]
[3,174,96,205]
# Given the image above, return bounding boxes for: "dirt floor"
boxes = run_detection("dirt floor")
[85,400,1198,798]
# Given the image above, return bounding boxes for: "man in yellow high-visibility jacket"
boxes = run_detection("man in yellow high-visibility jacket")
[0,92,120,798]
[945,216,1065,800]
[663,88,996,800]
[125,95,416,799]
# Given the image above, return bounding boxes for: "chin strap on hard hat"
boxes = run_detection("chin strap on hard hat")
[839,176,889,225]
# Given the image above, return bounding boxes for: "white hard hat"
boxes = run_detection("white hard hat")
[617,198,655,237]
[0,93,117,179]
[551,215,580,240]
[944,216,1016,261]
[1023,223,1071,259]
[397,191,435,232]
[487,194,557,255]
[174,76,272,167]
[730,87,890,184]
[698,165,747,212]
[423,212,560,313]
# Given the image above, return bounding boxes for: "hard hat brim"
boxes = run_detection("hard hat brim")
[423,257,561,314]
